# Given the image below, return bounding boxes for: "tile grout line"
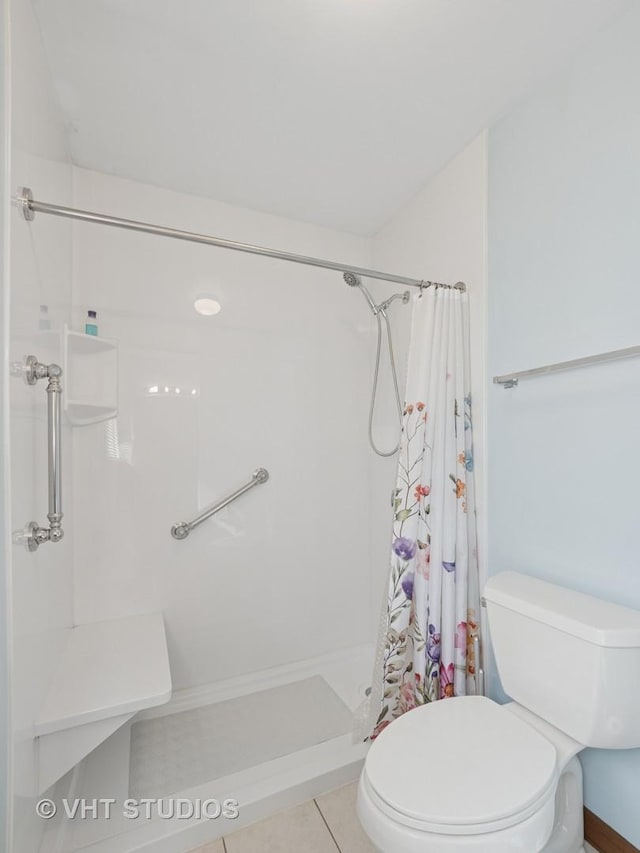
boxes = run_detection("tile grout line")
[313,798,342,853]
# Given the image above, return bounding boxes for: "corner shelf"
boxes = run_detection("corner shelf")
[35,612,172,793]
[63,325,118,425]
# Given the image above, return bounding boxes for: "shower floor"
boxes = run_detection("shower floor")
[52,644,371,853]
[129,675,354,799]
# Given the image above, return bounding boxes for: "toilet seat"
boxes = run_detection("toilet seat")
[364,696,558,835]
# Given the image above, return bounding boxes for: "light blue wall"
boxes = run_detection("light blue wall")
[487,4,640,845]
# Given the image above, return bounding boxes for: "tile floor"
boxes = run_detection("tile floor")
[189,785,602,853]
[188,781,375,852]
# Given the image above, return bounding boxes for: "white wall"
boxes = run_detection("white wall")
[488,4,640,844]
[0,2,11,847]
[7,1,74,850]
[370,134,488,613]
[71,168,377,690]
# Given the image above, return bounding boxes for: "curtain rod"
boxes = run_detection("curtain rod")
[18,187,465,292]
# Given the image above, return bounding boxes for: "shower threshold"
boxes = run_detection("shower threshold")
[42,644,372,853]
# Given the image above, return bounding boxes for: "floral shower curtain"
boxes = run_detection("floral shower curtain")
[361,285,480,741]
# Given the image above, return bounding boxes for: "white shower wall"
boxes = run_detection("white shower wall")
[370,134,489,610]
[70,168,376,690]
[7,2,74,850]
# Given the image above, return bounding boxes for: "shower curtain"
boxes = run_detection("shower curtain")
[361,285,480,740]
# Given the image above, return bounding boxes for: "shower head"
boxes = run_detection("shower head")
[344,271,378,313]
[344,271,409,316]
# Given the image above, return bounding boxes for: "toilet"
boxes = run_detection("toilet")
[357,571,640,852]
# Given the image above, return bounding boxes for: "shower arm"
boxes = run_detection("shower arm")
[379,291,411,312]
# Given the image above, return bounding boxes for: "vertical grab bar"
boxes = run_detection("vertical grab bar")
[24,355,64,551]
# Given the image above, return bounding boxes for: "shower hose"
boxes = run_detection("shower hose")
[368,307,403,457]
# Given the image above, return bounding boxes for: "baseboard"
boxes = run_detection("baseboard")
[584,808,640,853]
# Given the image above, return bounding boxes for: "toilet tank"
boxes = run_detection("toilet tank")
[484,572,640,749]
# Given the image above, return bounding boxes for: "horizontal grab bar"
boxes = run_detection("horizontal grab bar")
[171,468,269,540]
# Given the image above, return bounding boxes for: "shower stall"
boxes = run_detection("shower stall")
[9,180,410,853]
[14,184,417,853]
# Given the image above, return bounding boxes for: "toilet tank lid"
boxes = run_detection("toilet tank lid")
[484,572,640,648]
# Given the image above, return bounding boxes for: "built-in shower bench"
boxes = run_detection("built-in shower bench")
[34,611,172,793]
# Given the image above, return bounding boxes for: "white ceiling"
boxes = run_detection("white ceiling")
[33,0,628,235]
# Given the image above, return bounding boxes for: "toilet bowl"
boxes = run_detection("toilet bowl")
[357,696,584,853]
[357,572,640,853]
